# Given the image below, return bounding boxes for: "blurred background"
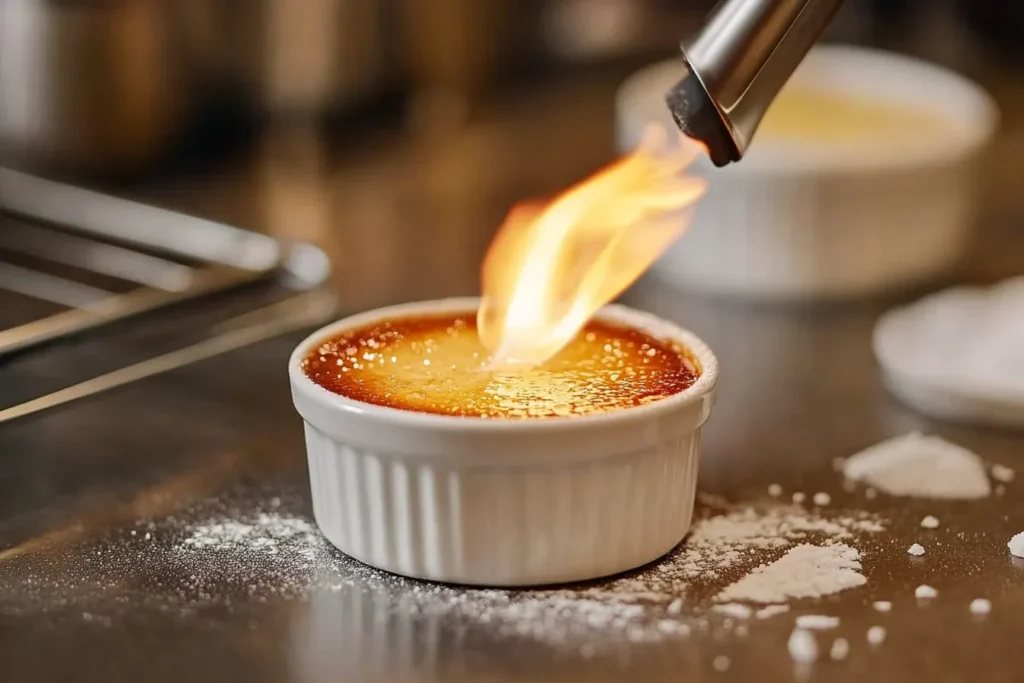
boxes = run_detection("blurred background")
[2,0,1022,316]
[2,6,1024,681]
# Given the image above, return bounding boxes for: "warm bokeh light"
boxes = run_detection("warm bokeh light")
[478,124,707,367]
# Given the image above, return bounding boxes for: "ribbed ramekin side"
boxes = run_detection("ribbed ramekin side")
[304,423,703,586]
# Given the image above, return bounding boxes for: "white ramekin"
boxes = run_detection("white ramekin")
[289,297,718,586]
[616,45,998,301]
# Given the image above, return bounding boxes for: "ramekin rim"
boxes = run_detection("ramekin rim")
[288,297,718,433]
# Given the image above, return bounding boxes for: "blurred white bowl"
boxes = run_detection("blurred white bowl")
[874,277,1024,429]
[617,45,998,301]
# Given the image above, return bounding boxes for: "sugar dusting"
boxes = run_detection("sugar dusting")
[177,512,319,555]
[0,494,882,652]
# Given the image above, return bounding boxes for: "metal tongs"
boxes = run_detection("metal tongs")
[0,170,337,425]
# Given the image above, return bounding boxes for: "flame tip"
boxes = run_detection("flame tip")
[479,135,707,366]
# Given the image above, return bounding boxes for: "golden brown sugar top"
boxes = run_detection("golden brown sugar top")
[301,313,699,419]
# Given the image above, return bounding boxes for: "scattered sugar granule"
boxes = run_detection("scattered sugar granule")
[970,599,992,616]
[842,433,991,499]
[768,484,783,497]
[915,585,938,599]
[713,655,731,672]
[713,603,753,619]
[908,543,926,556]
[666,599,684,615]
[873,601,892,613]
[920,516,940,529]
[1008,532,1024,558]
[178,514,318,553]
[788,628,818,663]
[716,544,866,604]
[792,492,806,504]
[813,492,831,506]
[830,638,850,661]
[756,605,791,619]
[867,626,886,646]
[657,621,691,638]
[795,615,840,630]
[991,464,1015,483]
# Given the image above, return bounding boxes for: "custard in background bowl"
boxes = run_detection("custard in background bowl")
[617,45,999,301]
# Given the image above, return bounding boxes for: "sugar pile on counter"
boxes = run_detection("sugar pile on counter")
[716,544,865,604]
[1009,532,1024,558]
[842,433,991,499]
[323,501,882,648]
[434,504,883,647]
[600,505,881,595]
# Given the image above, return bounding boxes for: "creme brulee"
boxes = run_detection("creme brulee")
[301,313,699,418]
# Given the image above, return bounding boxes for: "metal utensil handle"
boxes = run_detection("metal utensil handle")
[682,0,845,156]
[0,291,337,426]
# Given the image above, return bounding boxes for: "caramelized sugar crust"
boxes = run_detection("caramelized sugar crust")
[302,313,699,419]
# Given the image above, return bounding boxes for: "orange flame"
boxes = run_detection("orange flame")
[478,125,707,367]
